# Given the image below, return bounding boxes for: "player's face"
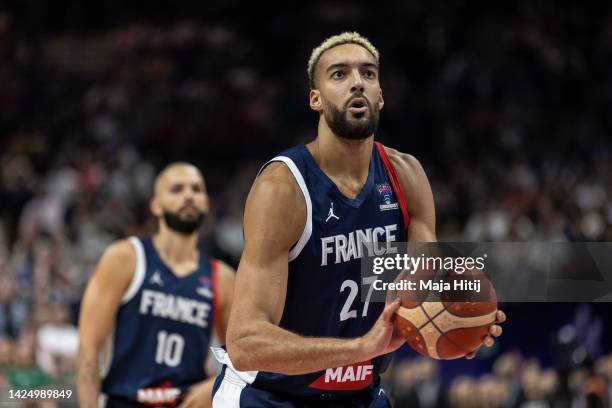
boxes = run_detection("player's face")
[151,166,209,235]
[310,43,384,140]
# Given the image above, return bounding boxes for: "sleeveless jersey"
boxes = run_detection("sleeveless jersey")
[222,142,409,399]
[102,236,219,406]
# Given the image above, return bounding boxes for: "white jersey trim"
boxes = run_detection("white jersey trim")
[211,363,247,408]
[211,346,257,384]
[122,237,146,304]
[257,156,312,262]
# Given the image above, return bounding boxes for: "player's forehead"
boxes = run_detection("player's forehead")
[318,43,378,72]
[156,165,204,191]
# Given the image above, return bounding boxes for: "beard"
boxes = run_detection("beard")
[162,208,205,235]
[322,95,380,140]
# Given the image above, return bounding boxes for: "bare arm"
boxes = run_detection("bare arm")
[213,260,235,345]
[77,240,135,408]
[226,162,401,375]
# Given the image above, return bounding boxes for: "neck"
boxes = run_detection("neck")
[153,224,199,263]
[308,117,373,182]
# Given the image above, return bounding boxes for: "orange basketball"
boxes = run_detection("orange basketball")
[394,268,497,359]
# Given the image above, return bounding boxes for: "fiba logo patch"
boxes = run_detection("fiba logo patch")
[377,183,398,211]
[196,276,213,299]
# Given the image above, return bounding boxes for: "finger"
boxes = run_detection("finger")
[465,351,476,359]
[382,298,401,321]
[495,310,506,323]
[385,287,398,303]
[482,335,494,348]
[489,325,502,337]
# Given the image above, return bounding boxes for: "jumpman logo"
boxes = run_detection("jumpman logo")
[149,270,164,287]
[325,202,340,222]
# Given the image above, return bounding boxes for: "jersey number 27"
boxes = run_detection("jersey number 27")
[339,276,376,322]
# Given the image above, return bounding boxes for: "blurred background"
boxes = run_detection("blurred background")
[0,0,611,406]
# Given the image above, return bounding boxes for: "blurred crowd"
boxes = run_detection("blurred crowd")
[386,351,612,408]
[0,0,611,406]
[386,303,612,407]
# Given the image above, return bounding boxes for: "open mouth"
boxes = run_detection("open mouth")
[179,205,199,215]
[347,97,368,115]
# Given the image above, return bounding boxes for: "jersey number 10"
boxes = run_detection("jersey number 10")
[155,330,185,367]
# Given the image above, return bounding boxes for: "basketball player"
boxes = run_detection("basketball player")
[212,33,506,407]
[77,163,234,408]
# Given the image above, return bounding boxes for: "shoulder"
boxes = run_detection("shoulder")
[85,239,137,300]
[380,145,436,239]
[100,239,137,268]
[243,160,306,250]
[381,146,430,191]
[96,239,138,282]
[247,161,306,222]
[105,238,137,258]
[254,161,303,198]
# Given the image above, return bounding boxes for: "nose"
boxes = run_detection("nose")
[183,188,195,202]
[350,69,364,93]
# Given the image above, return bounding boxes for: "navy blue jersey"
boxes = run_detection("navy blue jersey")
[218,143,408,399]
[102,236,218,406]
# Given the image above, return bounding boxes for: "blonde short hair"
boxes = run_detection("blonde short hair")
[307,32,379,89]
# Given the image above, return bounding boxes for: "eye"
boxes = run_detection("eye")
[192,184,203,193]
[364,70,376,79]
[332,71,345,79]
[170,185,183,194]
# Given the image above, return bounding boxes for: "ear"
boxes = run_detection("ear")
[309,89,322,112]
[378,89,384,111]
[150,197,162,217]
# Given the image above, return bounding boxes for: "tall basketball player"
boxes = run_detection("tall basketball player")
[212,33,505,407]
[77,163,234,408]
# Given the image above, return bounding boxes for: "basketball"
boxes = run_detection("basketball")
[394,268,497,360]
